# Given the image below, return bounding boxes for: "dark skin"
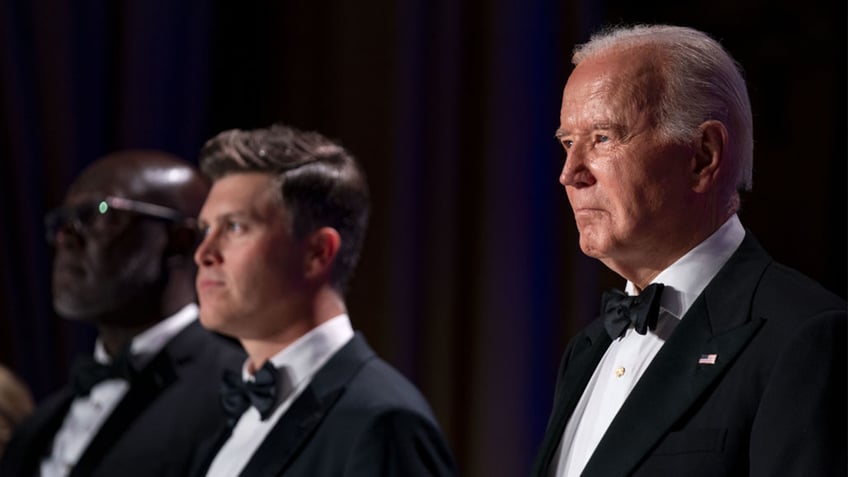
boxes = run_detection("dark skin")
[50,150,209,357]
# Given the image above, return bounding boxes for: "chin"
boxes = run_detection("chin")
[578,233,608,259]
[198,309,233,335]
[197,311,219,330]
[53,298,104,322]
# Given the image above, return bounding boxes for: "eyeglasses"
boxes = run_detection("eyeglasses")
[44,196,189,245]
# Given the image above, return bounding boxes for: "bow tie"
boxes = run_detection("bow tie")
[601,283,665,340]
[70,348,136,397]
[220,361,281,425]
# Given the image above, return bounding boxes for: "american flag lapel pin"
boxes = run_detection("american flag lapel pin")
[698,353,718,365]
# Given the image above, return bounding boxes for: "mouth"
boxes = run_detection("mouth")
[572,207,608,228]
[196,277,225,293]
[573,207,605,216]
[53,260,87,282]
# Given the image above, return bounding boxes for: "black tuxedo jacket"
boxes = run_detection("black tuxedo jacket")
[532,232,847,477]
[191,333,457,477]
[0,320,245,477]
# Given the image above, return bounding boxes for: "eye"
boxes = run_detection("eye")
[225,220,245,234]
[84,202,121,229]
[563,140,574,149]
[596,135,609,144]
[75,205,99,227]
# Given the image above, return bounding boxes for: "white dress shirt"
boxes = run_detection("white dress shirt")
[551,215,745,477]
[40,303,199,477]
[205,314,354,477]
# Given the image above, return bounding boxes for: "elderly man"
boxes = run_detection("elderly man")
[1,150,244,477]
[532,25,846,477]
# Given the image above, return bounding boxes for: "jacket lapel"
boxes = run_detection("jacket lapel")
[2,390,74,476]
[70,345,178,477]
[238,333,374,477]
[533,319,611,476]
[239,386,344,477]
[190,424,235,477]
[582,232,772,476]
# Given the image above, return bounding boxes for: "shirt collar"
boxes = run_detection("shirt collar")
[94,303,199,367]
[242,314,354,390]
[625,214,745,319]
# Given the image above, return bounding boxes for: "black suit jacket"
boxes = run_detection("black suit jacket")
[192,333,457,477]
[532,232,847,477]
[1,320,245,477]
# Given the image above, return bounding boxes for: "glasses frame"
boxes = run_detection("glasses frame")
[44,196,191,245]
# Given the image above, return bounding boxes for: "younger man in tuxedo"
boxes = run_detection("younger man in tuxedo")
[532,24,846,477]
[191,124,456,476]
[1,151,244,477]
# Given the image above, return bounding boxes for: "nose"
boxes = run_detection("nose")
[48,219,84,249]
[194,229,222,267]
[559,146,596,189]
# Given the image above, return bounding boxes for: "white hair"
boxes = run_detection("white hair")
[573,24,754,197]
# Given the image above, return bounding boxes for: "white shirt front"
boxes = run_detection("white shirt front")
[205,314,354,477]
[40,303,199,477]
[551,215,745,477]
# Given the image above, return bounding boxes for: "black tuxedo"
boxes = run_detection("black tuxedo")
[1,320,245,477]
[533,232,847,477]
[192,333,457,477]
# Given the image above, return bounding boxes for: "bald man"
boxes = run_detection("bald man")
[1,150,245,477]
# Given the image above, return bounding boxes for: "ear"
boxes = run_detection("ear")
[691,120,727,193]
[303,227,341,281]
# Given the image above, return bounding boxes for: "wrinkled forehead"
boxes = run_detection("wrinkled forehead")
[560,48,664,126]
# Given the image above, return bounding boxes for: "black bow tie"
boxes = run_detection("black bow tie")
[70,348,136,397]
[220,361,280,425]
[602,283,665,340]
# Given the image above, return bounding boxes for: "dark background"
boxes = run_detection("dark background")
[1,0,845,475]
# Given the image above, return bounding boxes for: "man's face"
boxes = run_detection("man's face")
[50,182,169,323]
[557,48,696,271]
[194,173,307,340]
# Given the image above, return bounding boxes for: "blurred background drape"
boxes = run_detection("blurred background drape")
[1,0,844,475]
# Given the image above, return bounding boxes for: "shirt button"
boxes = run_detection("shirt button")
[615,366,625,378]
